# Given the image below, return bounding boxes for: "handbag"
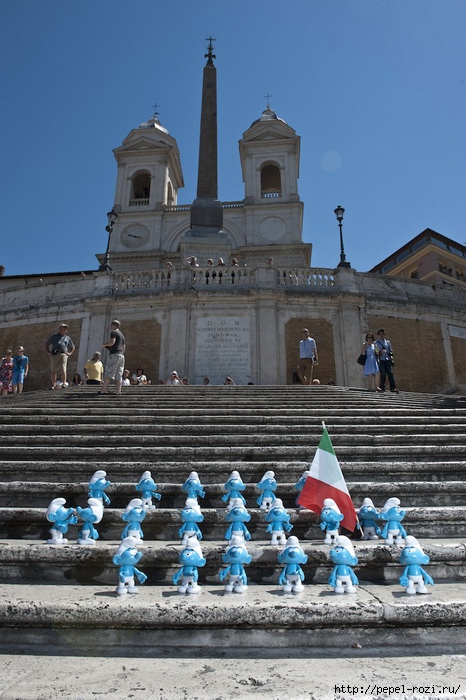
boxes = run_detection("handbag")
[357,352,366,366]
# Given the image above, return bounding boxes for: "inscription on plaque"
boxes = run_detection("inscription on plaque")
[195,317,251,384]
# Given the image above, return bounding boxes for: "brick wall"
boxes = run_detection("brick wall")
[285,318,335,385]
[368,316,447,393]
[120,318,162,385]
[0,320,82,392]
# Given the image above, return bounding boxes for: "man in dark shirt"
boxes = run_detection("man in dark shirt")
[45,323,75,389]
[99,320,126,395]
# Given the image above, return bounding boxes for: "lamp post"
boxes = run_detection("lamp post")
[99,210,118,272]
[334,205,351,268]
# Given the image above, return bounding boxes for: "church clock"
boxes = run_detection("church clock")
[120,224,150,249]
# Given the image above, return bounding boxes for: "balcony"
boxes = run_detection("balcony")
[129,198,150,207]
[111,266,335,295]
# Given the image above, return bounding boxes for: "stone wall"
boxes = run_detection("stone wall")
[285,318,336,385]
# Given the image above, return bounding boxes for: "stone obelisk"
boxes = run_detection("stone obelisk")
[189,37,223,236]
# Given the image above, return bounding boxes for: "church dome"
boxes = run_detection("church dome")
[138,116,169,135]
[249,107,287,129]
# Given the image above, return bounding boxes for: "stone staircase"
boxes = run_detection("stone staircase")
[1,385,466,654]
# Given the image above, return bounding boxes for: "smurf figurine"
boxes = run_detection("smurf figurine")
[328,535,359,594]
[320,498,344,545]
[136,470,161,510]
[112,536,147,596]
[172,536,206,594]
[182,471,205,502]
[46,498,77,544]
[256,470,277,512]
[357,497,381,540]
[88,470,111,506]
[121,498,146,542]
[222,470,246,510]
[380,497,407,545]
[179,498,204,546]
[224,498,252,545]
[399,536,434,595]
[278,535,308,593]
[76,497,104,545]
[218,535,252,593]
[294,470,311,507]
[265,498,293,546]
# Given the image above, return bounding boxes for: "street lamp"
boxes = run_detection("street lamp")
[334,205,351,268]
[99,210,118,272]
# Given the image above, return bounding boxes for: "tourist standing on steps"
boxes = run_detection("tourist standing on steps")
[361,333,380,392]
[99,320,126,395]
[12,346,29,394]
[45,323,75,389]
[298,328,318,385]
[375,328,399,393]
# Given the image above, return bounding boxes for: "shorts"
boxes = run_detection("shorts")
[12,370,25,385]
[50,353,68,375]
[105,353,125,381]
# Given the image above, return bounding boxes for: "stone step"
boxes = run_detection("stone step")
[1,581,466,653]
[0,460,463,482]
[0,538,463,585]
[1,479,465,508]
[1,505,465,540]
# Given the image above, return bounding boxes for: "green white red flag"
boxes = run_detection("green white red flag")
[297,422,357,531]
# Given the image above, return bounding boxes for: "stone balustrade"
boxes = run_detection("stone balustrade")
[111,266,335,295]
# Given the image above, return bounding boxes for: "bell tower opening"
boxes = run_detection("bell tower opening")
[261,162,281,198]
[130,171,151,206]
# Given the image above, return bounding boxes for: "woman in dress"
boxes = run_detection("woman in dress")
[361,333,380,391]
[0,349,13,396]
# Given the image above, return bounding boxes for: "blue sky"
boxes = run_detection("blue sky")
[1,0,465,276]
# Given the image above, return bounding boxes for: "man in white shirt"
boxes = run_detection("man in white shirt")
[298,328,318,385]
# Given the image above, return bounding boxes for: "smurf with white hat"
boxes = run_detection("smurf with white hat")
[256,470,277,512]
[399,536,434,595]
[182,471,205,502]
[329,535,359,594]
[136,470,161,510]
[320,498,344,545]
[219,535,252,594]
[222,470,246,511]
[357,497,381,540]
[121,498,146,542]
[112,536,147,596]
[380,497,407,545]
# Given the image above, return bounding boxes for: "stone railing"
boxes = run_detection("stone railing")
[111,266,335,295]
[129,198,150,207]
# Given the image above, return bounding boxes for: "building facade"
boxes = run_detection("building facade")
[1,49,465,394]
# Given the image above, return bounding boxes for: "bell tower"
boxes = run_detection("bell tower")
[108,111,184,258]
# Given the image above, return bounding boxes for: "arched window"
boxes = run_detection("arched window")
[130,171,151,206]
[261,163,281,198]
[167,181,174,206]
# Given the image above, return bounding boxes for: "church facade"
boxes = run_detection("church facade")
[1,47,465,394]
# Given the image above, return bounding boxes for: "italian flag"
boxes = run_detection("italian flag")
[297,422,357,532]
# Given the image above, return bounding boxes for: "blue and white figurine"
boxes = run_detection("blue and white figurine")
[294,470,311,507]
[219,535,252,594]
[380,497,407,545]
[328,535,359,594]
[222,470,246,511]
[320,498,344,545]
[278,535,308,593]
[265,498,293,546]
[76,497,104,545]
[224,497,252,545]
[182,471,205,502]
[136,470,161,510]
[88,470,111,506]
[113,536,147,596]
[179,498,204,546]
[256,470,277,512]
[399,536,434,595]
[46,498,77,545]
[357,497,381,540]
[121,498,146,541]
[172,537,206,594]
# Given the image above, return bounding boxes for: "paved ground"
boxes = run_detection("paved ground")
[0,649,465,699]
